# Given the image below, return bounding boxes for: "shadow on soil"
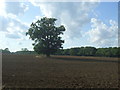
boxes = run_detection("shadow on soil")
[51,56,118,63]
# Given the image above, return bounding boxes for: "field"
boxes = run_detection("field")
[2,54,119,89]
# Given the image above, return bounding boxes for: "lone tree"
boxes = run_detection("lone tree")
[26,17,65,57]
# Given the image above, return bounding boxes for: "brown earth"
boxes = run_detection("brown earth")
[2,54,119,89]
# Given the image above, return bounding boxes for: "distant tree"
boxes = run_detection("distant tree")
[21,48,29,51]
[95,47,116,57]
[95,48,104,56]
[78,47,84,56]
[55,49,64,55]
[4,48,9,51]
[70,48,80,56]
[0,49,2,52]
[2,48,10,54]
[26,17,65,57]
[84,47,97,56]
[63,49,70,55]
[111,47,118,57]
[118,47,120,57]
[15,50,37,55]
[53,46,119,57]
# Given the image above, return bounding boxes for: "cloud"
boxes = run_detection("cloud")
[6,33,20,39]
[0,1,29,39]
[29,0,99,3]
[0,14,29,39]
[5,2,29,16]
[30,2,98,40]
[18,42,22,45]
[87,18,118,47]
[0,1,29,17]
[0,0,6,16]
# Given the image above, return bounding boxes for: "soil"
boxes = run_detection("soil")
[2,54,119,89]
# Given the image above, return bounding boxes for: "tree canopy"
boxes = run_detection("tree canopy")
[26,17,65,57]
[21,48,29,51]
[54,47,120,57]
[0,48,11,54]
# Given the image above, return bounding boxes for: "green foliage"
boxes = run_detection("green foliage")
[21,48,29,51]
[26,17,65,57]
[1,48,11,54]
[55,46,119,57]
[0,46,119,57]
[15,51,37,55]
[78,47,84,56]
[83,47,97,56]
[95,47,118,57]
[54,49,64,55]
[63,49,70,55]
[70,48,80,56]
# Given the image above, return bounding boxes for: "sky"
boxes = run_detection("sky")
[0,0,118,52]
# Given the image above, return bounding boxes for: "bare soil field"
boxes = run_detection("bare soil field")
[2,54,119,89]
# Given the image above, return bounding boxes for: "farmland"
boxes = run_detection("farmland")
[2,54,119,89]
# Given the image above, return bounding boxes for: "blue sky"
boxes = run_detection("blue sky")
[0,0,118,52]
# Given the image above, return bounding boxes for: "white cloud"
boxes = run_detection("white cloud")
[87,18,118,47]
[30,2,98,40]
[0,14,29,39]
[5,2,29,16]
[6,33,20,39]
[29,0,99,3]
[0,0,6,16]
[0,1,29,17]
[0,1,29,39]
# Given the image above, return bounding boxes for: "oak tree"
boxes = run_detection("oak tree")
[26,17,65,57]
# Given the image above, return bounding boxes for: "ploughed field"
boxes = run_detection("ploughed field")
[2,54,119,88]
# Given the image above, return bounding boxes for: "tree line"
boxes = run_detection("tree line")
[54,46,120,57]
[0,48,36,55]
[1,47,120,57]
